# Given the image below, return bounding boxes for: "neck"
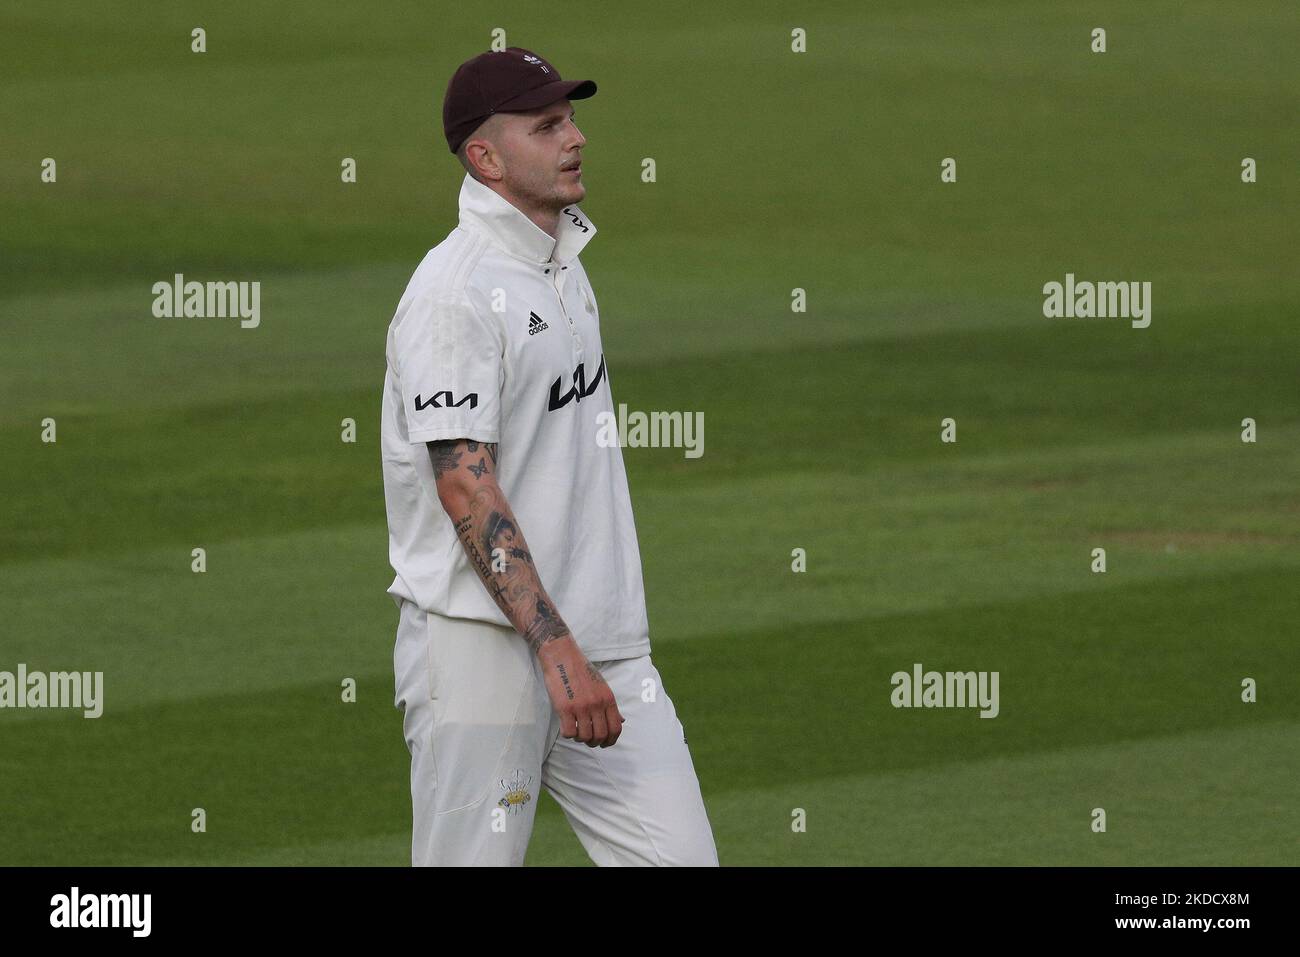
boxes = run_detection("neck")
[489,181,560,240]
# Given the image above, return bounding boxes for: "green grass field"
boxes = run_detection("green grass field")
[1,1,1296,865]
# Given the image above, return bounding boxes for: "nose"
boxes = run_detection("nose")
[565,117,586,148]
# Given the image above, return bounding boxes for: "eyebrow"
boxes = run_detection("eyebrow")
[534,109,576,129]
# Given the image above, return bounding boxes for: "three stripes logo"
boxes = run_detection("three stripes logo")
[528,310,550,336]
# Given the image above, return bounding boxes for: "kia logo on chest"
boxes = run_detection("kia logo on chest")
[548,355,606,411]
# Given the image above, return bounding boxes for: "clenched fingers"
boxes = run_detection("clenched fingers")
[601,703,624,747]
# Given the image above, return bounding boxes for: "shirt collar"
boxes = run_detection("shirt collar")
[457,173,597,267]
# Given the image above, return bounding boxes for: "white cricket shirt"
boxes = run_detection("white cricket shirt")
[381,173,652,662]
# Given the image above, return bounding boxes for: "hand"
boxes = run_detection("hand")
[537,636,624,748]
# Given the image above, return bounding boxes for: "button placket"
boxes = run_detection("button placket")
[546,263,583,362]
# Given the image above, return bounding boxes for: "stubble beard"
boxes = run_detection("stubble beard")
[521,165,583,211]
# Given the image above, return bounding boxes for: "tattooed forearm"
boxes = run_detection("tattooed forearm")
[522,596,570,654]
[452,514,506,605]
[434,438,573,655]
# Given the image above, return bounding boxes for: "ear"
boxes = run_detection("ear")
[464,139,502,182]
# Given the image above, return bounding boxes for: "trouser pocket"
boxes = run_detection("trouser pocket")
[426,613,548,815]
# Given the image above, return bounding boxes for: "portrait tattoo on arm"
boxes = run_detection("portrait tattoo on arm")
[439,438,573,655]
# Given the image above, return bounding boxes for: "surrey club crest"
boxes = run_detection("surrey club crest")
[498,770,534,814]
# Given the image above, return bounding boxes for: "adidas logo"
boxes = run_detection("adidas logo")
[527,310,550,336]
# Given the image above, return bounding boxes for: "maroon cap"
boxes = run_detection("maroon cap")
[443,47,597,154]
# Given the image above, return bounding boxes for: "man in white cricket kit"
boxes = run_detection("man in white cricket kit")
[381,47,718,866]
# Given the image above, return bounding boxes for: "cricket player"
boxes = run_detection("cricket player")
[381,47,718,866]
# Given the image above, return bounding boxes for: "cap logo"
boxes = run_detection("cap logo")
[522,53,550,73]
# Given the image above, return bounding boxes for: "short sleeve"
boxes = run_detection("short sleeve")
[392,291,503,444]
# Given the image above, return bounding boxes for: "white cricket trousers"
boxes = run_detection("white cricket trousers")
[392,598,719,866]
